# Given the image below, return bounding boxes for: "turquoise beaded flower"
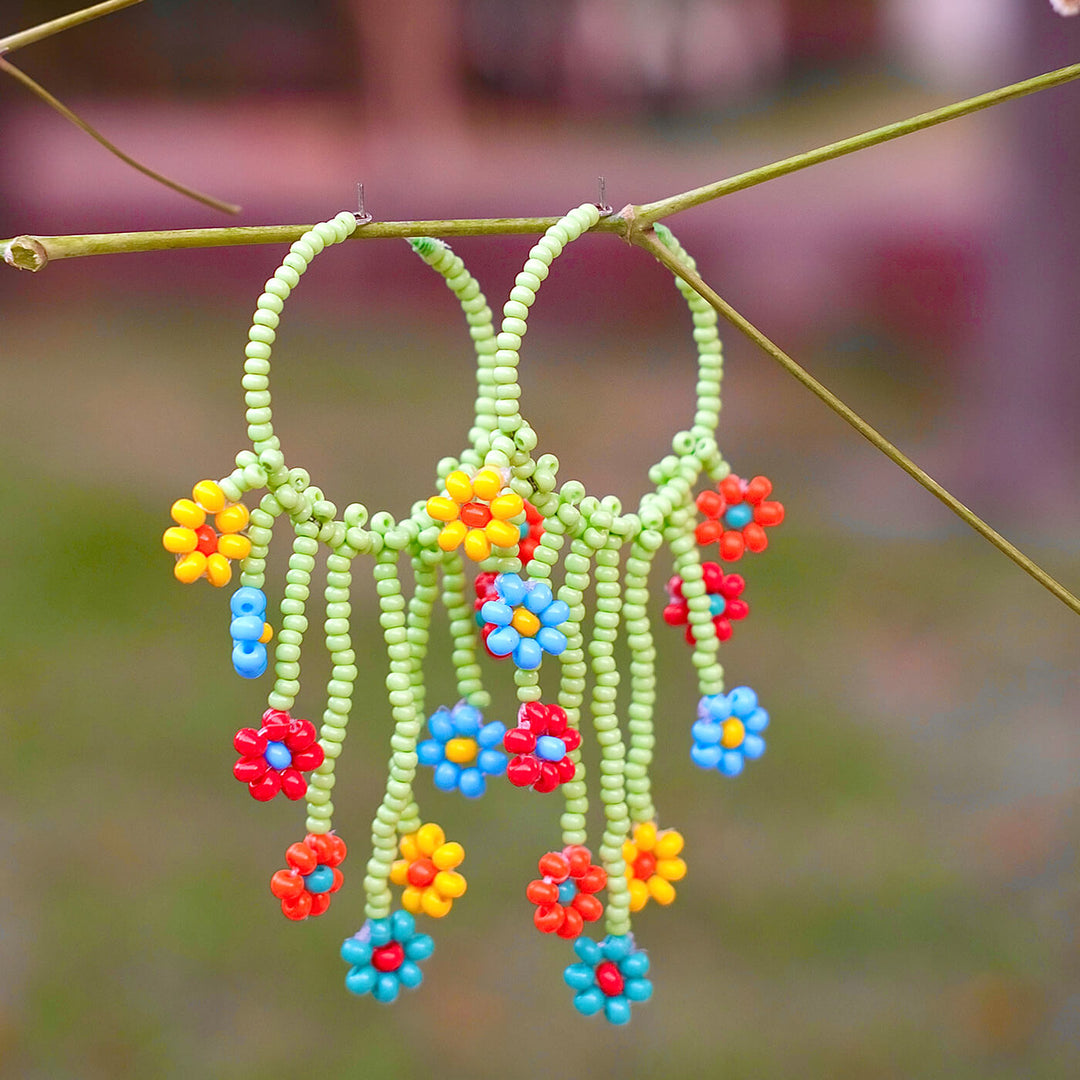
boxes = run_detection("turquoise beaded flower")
[341,911,434,1003]
[417,701,507,797]
[564,934,652,1024]
[480,573,569,670]
[692,686,769,776]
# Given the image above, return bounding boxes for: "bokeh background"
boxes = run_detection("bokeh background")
[2,1,1080,1077]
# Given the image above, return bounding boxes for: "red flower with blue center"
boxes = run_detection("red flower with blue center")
[269,832,346,920]
[526,845,606,938]
[504,701,581,792]
[233,708,324,801]
[695,474,784,560]
[663,562,748,643]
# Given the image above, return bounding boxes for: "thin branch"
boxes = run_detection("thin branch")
[0,0,143,54]
[636,60,1080,225]
[633,225,1080,618]
[5,57,1080,266]
[0,56,240,215]
[2,216,629,271]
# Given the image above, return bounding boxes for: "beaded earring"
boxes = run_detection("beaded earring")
[162,204,784,1023]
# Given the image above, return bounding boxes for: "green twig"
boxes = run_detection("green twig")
[633,225,1080,618]
[637,60,1080,225]
[0,0,143,54]
[0,56,240,215]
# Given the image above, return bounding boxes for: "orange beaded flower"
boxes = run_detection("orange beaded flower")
[695,474,784,561]
[162,479,251,586]
[623,822,686,912]
[425,467,524,562]
[269,832,347,920]
[390,823,467,918]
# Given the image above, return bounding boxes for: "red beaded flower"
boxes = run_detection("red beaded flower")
[518,500,545,566]
[233,708,324,801]
[474,571,501,656]
[269,832,347,920]
[695,474,784,560]
[526,845,606,938]
[504,702,580,792]
[663,562,748,643]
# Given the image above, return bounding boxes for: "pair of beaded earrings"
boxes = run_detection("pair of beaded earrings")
[162,204,784,1024]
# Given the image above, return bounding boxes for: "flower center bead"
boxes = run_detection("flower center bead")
[709,593,727,617]
[459,501,492,529]
[536,735,567,762]
[371,943,405,972]
[406,857,438,887]
[511,608,541,637]
[303,865,335,894]
[264,741,292,770]
[195,524,219,555]
[633,852,657,880]
[595,961,625,997]
[721,718,745,749]
[557,880,578,904]
[724,503,754,529]
[445,737,478,765]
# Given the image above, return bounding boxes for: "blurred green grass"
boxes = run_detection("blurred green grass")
[0,296,1077,1080]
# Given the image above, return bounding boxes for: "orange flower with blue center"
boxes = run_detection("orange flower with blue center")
[163,479,251,587]
[426,467,524,561]
[695,474,784,561]
[622,822,686,912]
[390,823,466,918]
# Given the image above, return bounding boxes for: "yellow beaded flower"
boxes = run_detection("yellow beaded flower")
[622,822,686,912]
[390,823,467,918]
[426,467,524,562]
[162,479,251,587]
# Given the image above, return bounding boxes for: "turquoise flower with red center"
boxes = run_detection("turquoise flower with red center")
[663,562,748,643]
[341,910,435,1004]
[504,701,580,792]
[526,845,606,938]
[233,708,324,801]
[269,832,346,920]
[695,474,784,560]
[564,934,652,1024]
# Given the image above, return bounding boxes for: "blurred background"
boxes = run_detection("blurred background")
[2,1,1079,1077]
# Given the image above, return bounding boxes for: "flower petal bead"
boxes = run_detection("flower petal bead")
[693,687,769,776]
[230,586,272,678]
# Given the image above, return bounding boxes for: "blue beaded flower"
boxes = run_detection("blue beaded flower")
[564,934,652,1025]
[230,586,271,678]
[341,910,434,1004]
[417,701,507,797]
[480,573,569,670]
[692,685,769,776]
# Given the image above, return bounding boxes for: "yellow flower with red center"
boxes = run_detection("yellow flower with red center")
[622,822,686,912]
[390,823,467,918]
[425,467,524,562]
[162,479,252,587]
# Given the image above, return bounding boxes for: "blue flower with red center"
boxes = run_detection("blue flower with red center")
[504,702,580,793]
[341,910,435,1003]
[481,573,569,670]
[233,708,324,801]
[663,562,748,643]
[564,934,652,1024]
[692,686,769,776]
